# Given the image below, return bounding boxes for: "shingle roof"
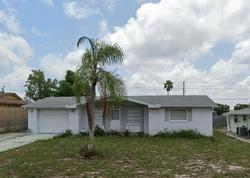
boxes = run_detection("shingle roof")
[223,108,250,116]
[128,95,216,107]
[24,95,215,108]
[0,93,26,106]
[0,98,27,106]
[24,97,85,108]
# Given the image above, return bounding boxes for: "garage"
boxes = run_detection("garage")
[123,107,144,132]
[38,109,69,133]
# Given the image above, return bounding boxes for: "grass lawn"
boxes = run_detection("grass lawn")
[0,131,250,178]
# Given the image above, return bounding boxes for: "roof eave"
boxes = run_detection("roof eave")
[23,106,68,109]
[159,105,215,108]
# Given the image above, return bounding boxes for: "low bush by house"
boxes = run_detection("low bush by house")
[80,126,206,139]
[153,129,209,139]
[54,129,73,138]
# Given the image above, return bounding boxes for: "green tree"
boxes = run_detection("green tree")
[1,86,5,93]
[213,103,230,115]
[74,36,126,151]
[164,80,173,95]
[234,103,249,110]
[25,69,58,101]
[56,70,76,96]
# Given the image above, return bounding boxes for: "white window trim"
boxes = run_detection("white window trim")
[169,108,188,123]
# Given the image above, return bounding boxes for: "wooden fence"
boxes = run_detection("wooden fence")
[0,108,28,132]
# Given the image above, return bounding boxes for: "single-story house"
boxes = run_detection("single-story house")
[224,107,250,135]
[24,95,215,136]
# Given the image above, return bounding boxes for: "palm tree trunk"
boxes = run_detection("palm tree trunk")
[88,84,96,151]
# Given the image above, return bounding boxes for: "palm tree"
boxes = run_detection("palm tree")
[74,36,126,151]
[164,80,173,95]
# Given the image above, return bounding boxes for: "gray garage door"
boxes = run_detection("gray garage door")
[38,109,68,133]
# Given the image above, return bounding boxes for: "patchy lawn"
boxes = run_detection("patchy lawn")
[0,131,250,178]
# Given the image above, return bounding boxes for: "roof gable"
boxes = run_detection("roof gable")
[0,93,26,106]
[0,93,22,100]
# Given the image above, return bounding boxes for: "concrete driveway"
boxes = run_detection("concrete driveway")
[0,133,56,152]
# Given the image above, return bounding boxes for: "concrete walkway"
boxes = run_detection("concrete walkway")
[226,132,250,144]
[0,133,56,152]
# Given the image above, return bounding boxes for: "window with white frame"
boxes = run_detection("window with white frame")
[170,109,187,121]
[111,110,119,120]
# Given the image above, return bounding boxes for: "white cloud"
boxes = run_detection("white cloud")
[98,20,109,37]
[0,9,33,97]
[0,32,33,69]
[104,0,119,12]
[40,0,54,7]
[0,32,33,97]
[106,0,250,106]
[31,27,46,36]
[210,40,250,83]
[63,1,101,19]
[40,49,83,78]
[0,65,32,97]
[0,10,22,33]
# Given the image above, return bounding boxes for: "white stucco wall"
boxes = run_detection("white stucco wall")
[28,109,38,133]
[227,115,250,134]
[81,107,89,131]
[28,108,81,134]
[148,107,213,136]
[68,108,80,134]
[227,116,237,133]
[78,106,85,131]
[28,105,213,136]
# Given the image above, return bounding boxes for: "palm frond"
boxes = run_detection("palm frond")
[77,36,97,60]
[73,69,91,103]
[97,69,127,105]
[96,41,124,66]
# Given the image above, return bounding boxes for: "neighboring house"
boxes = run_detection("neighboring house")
[224,107,250,135]
[24,95,215,136]
[0,93,26,108]
[0,93,28,131]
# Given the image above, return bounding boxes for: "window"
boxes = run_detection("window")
[234,115,238,123]
[112,110,119,120]
[170,109,186,121]
[243,115,247,121]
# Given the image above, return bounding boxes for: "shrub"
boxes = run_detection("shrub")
[136,131,145,137]
[79,130,88,136]
[94,125,105,136]
[123,129,130,137]
[55,129,73,138]
[106,130,121,136]
[154,129,206,139]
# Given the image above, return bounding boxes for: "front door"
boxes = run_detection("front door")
[110,109,120,131]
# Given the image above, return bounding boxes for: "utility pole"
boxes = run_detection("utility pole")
[182,81,185,96]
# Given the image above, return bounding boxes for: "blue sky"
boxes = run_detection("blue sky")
[0,0,249,107]
[0,0,157,68]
